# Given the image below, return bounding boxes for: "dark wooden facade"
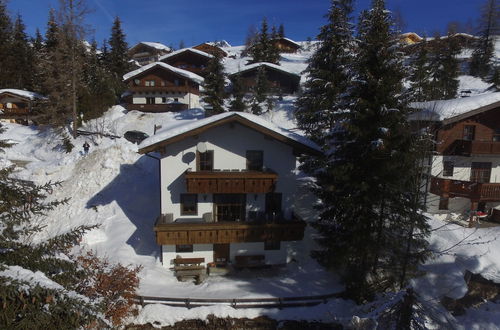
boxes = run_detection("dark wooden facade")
[436,104,500,156]
[230,66,300,95]
[0,92,42,123]
[272,38,301,53]
[123,103,188,113]
[161,50,212,77]
[193,43,227,58]
[128,43,171,65]
[185,170,277,194]
[125,66,200,95]
[155,219,306,245]
[430,177,500,202]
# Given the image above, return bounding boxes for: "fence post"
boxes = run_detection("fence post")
[185,298,190,309]
[232,299,237,308]
[140,296,144,307]
[278,298,283,309]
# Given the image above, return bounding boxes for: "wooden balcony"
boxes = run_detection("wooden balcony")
[185,170,277,194]
[154,218,306,245]
[430,176,500,201]
[124,103,188,113]
[128,86,197,94]
[441,139,500,156]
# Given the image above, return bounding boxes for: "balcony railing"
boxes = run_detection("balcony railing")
[124,103,188,113]
[441,139,500,156]
[430,176,500,201]
[154,215,306,245]
[185,169,278,194]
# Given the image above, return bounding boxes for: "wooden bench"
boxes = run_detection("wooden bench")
[173,258,206,284]
[234,255,266,269]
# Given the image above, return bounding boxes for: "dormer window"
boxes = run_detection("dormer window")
[197,150,214,171]
[145,80,155,87]
[246,150,263,171]
[463,125,475,141]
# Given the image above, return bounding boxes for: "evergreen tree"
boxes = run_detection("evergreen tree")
[202,54,227,115]
[312,0,430,300]
[249,18,280,64]
[408,38,432,102]
[229,74,247,112]
[428,32,461,99]
[0,1,12,88]
[7,14,34,90]
[278,23,285,38]
[469,0,499,78]
[295,0,355,143]
[107,16,131,99]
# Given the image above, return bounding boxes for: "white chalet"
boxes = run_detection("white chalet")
[138,112,321,271]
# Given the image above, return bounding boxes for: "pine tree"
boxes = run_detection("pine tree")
[229,74,247,112]
[107,16,131,100]
[428,31,461,99]
[202,54,227,115]
[0,1,12,88]
[249,18,280,64]
[278,23,285,38]
[409,38,432,102]
[7,14,34,90]
[312,0,430,300]
[295,0,355,143]
[469,0,499,78]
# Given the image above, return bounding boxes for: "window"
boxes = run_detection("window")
[146,97,155,104]
[197,150,214,171]
[463,125,475,141]
[174,79,180,86]
[180,193,197,215]
[438,198,449,210]
[264,241,281,250]
[471,162,491,183]
[246,150,263,171]
[160,80,165,86]
[443,161,454,177]
[176,244,193,253]
[493,129,500,142]
[162,97,167,103]
[145,80,155,87]
[265,193,282,220]
[214,194,246,222]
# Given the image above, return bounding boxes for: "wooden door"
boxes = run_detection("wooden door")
[213,244,230,265]
[471,162,491,183]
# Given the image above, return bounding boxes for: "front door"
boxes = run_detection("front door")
[213,194,246,222]
[213,243,230,265]
[471,162,492,183]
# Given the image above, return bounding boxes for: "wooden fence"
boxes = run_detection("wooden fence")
[133,291,344,309]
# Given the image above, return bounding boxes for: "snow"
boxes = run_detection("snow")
[278,37,301,48]
[158,47,214,62]
[228,61,301,77]
[0,88,45,100]
[137,42,171,52]
[122,62,204,85]
[138,111,321,152]
[409,92,500,122]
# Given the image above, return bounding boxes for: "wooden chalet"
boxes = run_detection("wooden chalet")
[138,112,321,273]
[229,62,300,95]
[193,42,228,58]
[399,32,423,45]
[128,42,172,66]
[411,93,500,219]
[159,48,214,77]
[0,89,45,124]
[122,62,203,112]
[272,37,301,53]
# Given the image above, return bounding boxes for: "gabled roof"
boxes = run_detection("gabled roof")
[273,37,301,48]
[193,42,228,57]
[129,41,171,52]
[159,48,214,62]
[122,62,204,85]
[229,62,301,78]
[138,111,321,155]
[0,89,45,101]
[409,93,500,125]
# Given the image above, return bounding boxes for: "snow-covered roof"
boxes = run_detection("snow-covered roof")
[159,48,214,62]
[122,62,204,85]
[0,89,45,100]
[229,62,301,77]
[134,42,171,52]
[409,92,500,123]
[275,37,301,48]
[206,40,231,48]
[138,111,321,154]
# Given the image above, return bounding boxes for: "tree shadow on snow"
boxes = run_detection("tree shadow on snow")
[86,155,161,258]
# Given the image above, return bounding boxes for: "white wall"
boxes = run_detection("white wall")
[230,242,287,265]
[132,92,200,108]
[162,244,213,267]
[159,122,298,220]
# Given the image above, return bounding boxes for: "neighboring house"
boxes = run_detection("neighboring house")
[193,42,228,58]
[229,62,301,95]
[159,48,214,77]
[399,32,423,45]
[138,112,321,271]
[128,42,172,66]
[0,89,45,124]
[410,93,500,220]
[122,62,204,112]
[272,37,301,53]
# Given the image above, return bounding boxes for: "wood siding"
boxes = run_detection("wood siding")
[185,170,277,194]
[272,39,300,53]
[430,176,500,201]
[436,106,500,155]
[193,43,227,57]
[124,103,188,113]
[126,67,200,95]
[161,52,211,77]
[155,220,306,245]
[231,68,300,95]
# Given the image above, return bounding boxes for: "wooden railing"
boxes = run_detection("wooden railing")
[124,103,188,112]
[154,219,306,245]
[441,139,500,156]
[430,176,500,201]
[185,170,278,194]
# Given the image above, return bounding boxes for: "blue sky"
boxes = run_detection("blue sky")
[8,0,483,48]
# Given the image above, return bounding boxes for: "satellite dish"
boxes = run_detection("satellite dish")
[196,142,207,153]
